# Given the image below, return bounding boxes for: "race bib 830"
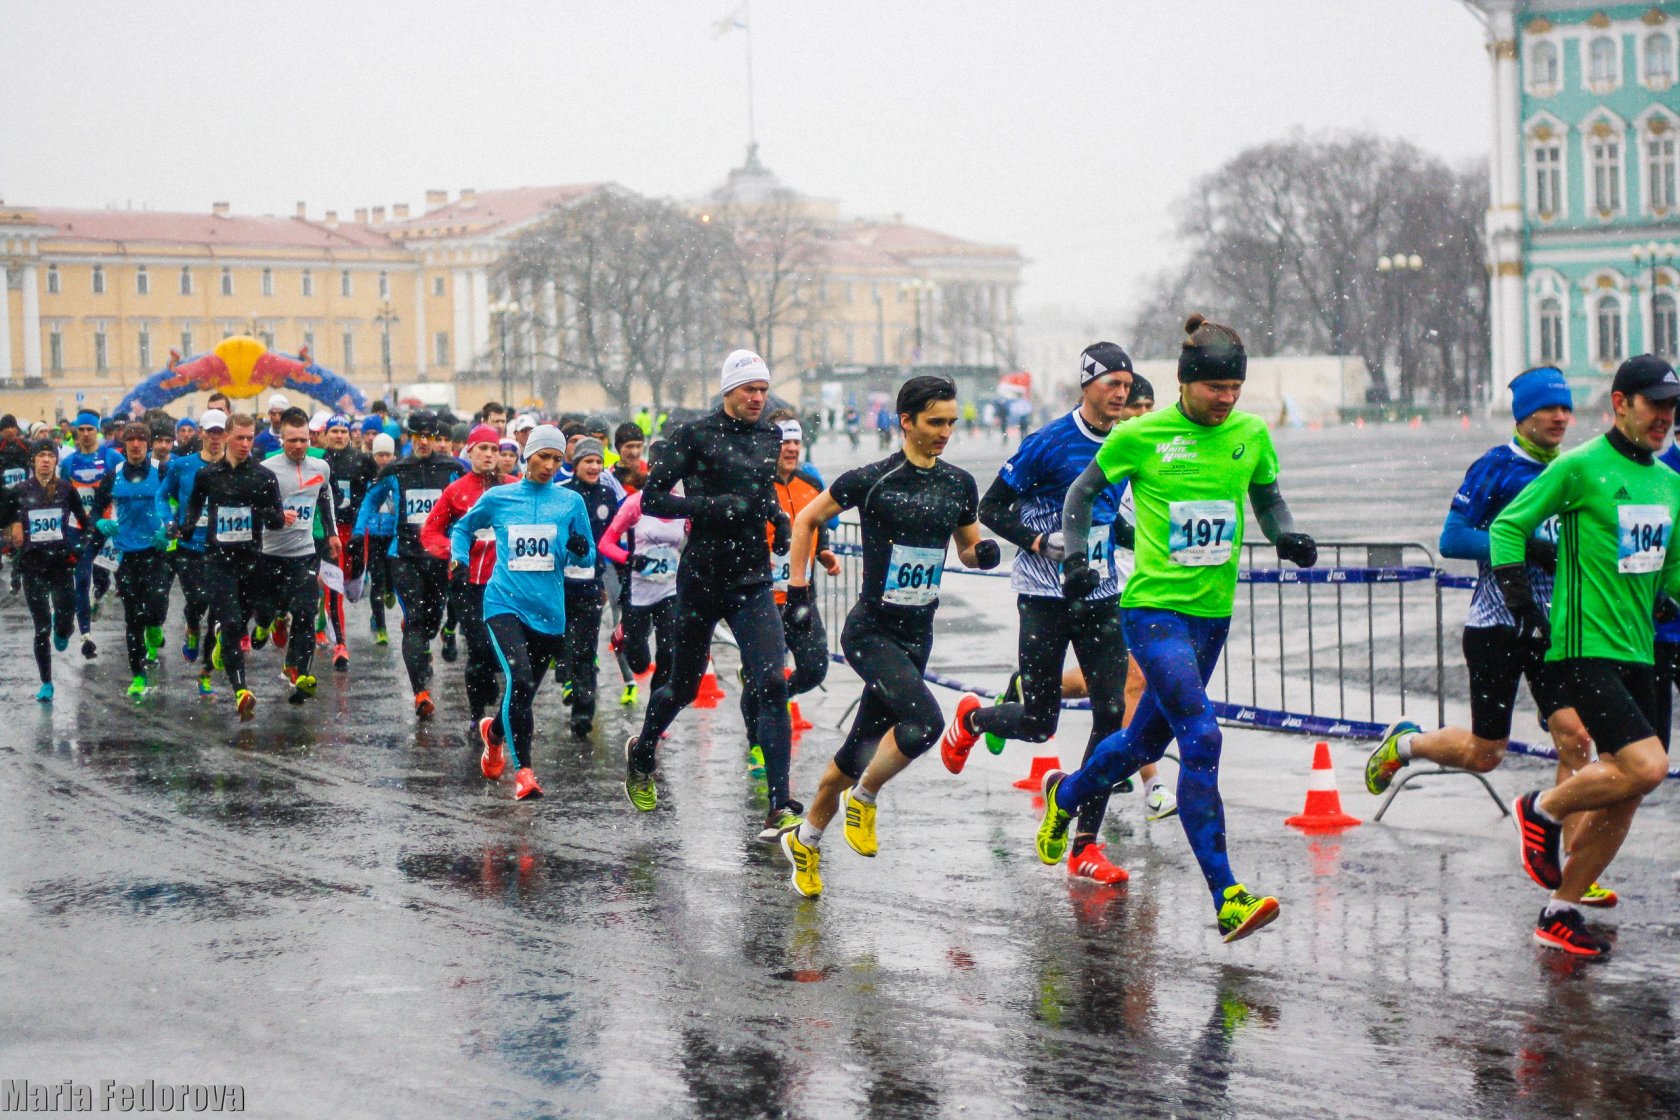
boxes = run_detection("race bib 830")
[507,523,557,573]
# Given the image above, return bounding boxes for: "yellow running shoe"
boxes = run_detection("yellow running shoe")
[1218,884,1280,943]
[780,829,822,898]
[1365,720,1419,794]
[624,736,657,812]
[842,787,878,857]
[1579,882,1619,908]
[1035,770,1073,865]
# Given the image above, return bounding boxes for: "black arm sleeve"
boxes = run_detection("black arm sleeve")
[1248,480,1296,543]
[1061,458,1111,565]
[640,428,696,520]
[978,476,1038,553]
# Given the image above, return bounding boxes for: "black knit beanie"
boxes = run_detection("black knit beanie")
[1177,314,1247,383]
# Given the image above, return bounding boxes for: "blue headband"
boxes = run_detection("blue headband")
[1509,366,1573,422]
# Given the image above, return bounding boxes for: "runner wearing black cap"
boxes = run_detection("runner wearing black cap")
[355,409,464,718]
[1502,354,1680,957]
[3,440,78,702]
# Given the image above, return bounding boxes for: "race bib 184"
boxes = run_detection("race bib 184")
[1168,500,1237,567]
[507,523,557,573]
[882,543,945,607]
[1617,504,1671,575]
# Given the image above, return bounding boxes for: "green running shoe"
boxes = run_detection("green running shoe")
[619,682,638,706]
[196,673,215,697]
[251,624,269,650]
[1366,719,1420,795]
[984,671,1022,756]
[1035,770,1073,864]
[126,674,149,700]
[758,801,805,842]
[746,744,767,781]
[1218,884,1280,943]
[144,624,165,657]
[375,627,389,646]
[211,635,225,671]
[624,736,657,812]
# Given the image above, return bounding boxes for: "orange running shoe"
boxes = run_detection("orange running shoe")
[333,643,349,672]
[513,767,544,800]
[415,690,435,720]
[236,688,256,722]
[938,693,983,774]
[479,716,507,779]
[1068,842,1129,884]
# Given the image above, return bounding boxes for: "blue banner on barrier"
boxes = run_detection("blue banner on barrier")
[1240,566,1436,585]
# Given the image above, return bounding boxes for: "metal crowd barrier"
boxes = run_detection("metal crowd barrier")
[806,524,1680,785]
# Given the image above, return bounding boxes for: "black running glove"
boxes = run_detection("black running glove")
[631,554,651,573]
[1657,593,1680,625]
[1493,562,1550,647]
[1035,532,1066,563]
[1275,532,1317,568]
[449,561,470,590]
[972,539,1001,570]
[692,494,752,523]
[771,510,792,557]
[1062,555,1101,600]
[1526,536,1558,574]
[567,528,591,557]
[782,583,816,631]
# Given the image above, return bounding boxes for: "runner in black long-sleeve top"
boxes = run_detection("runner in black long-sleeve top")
[625,348,799,840]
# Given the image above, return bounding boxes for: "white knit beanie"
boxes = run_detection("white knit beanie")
[720,349,770,394]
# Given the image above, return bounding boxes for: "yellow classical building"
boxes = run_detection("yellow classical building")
[0,158,1023,422]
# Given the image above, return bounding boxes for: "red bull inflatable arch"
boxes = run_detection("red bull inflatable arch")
[115,335,368,418]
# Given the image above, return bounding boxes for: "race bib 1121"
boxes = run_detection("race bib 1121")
[216,505,254,543]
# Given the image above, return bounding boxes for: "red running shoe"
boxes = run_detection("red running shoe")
[333,643,349,672]
[479,716,507,780]
[610,623,624,654]
[1513,791,1563,890]
[414,690,435,720]
[938,693,983,775]
[271,615,289,650]
[1068,841,1129,884]
[1533,907,1609,957]
[513,767,544,800]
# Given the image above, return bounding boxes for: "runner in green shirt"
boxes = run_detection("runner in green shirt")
[1036,314,1317,944]
[1498,354,1680,957]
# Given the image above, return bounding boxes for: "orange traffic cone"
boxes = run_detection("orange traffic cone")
[1013,754,1062,792]
[1461,413,1471,429]
[695,658,725,709]
[1285,741,1362,833]
[789,700,813,733]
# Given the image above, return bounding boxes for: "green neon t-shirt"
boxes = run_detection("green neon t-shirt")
[1490,433,1680,663]
[1094,405,1278,618]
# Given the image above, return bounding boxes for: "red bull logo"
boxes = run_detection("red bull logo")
[157,336,319,398]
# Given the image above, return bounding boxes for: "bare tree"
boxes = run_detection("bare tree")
[497,191,733,412]
[1127,130,1490,405]
[711,197,823,377]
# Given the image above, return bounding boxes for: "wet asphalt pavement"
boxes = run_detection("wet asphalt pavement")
[4,417,1680,1118]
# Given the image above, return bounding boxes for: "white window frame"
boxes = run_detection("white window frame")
[302,268,314,297]
[434,330,449,367]
[180,328,194,357]
[91,265,105,295]
[1528,271,1571,369]
[342,329,355,372]
[1637,108,1679,216]
[1589,280,1629,368]
[1643,28,1676,90]
[1581,110,1629,219]
[1528,37,1562,95]
[220,267,234,297]
[1587,34,1621,91]
[180,266,193,296]
[138,327,151,371]
[432,275,445,298]
[1653,290,1679,360]
[135,265,149,296]
[378,270,390,299]
[93,327,108,373]
[1526,115,1569,220]
[261,267,274,297]
[340,270,353,298]
[45,263,59,294]
[48,328,62,373]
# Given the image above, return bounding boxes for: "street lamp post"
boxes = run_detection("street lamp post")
[374,300,400,407]
[1632,241,1677,355]
[488,299,521,411]
[1377,252,1425,402]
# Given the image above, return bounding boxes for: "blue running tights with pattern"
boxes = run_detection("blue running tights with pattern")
[1054,607,1235,905]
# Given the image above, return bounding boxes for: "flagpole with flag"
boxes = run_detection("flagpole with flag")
[712,1,755,150]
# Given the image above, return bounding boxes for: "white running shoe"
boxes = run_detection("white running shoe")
[1145,782,1178,821]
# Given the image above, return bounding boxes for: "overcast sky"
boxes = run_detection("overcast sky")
[0,1,1492,320]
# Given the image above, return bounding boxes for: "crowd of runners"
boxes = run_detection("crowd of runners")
[3,317,1676,958]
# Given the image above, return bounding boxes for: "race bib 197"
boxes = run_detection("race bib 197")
[1168,500,1237,567]
[1617,504,1670,575]
[28,509,63,543]
[640,544,678,584]
[216,505,254,543]
[882,543,945,607]
[507,523,557,573]
[404,488,442,525]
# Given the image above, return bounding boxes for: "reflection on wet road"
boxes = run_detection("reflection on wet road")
[4,421,1679,1117]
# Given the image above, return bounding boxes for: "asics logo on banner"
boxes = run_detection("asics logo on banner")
[1155,435,1197,463]
[1232,444,1246,460]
